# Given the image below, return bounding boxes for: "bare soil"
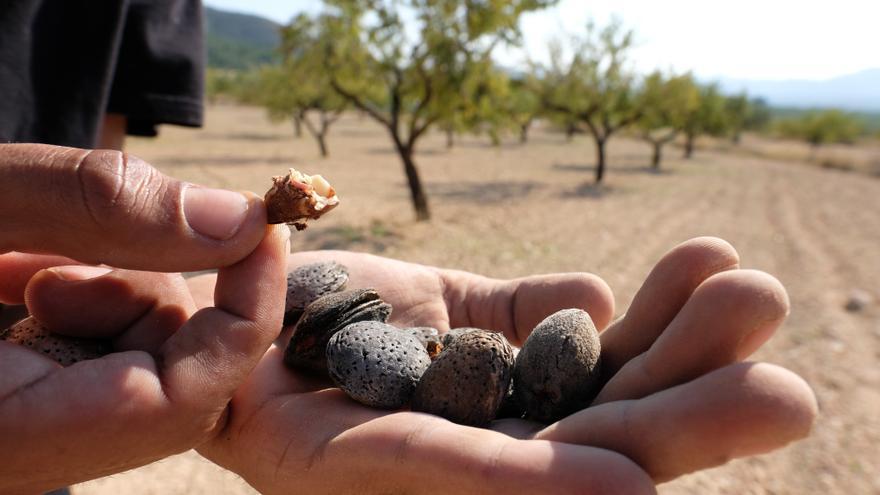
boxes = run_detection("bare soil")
[75,105,880,495]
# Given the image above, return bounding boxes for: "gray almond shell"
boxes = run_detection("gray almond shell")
[402,326,443,359]
[411,330,515,427]
[327,321,431,409]
[513,309,602,423]
[1,316,111,367]
[401,326,440,346]
[283,288,392,373]
[284,261,349,325]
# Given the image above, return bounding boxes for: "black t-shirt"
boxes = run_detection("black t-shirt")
[0,0,204,148]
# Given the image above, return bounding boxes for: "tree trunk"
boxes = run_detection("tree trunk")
[317,134,328,157]
[566,122,576,142]
[292,114,303,138]
[396,144,431,221]
[301,112,330,158]
[446,128,454,149]
[732,130,742,145]
[519,122,530,143]
[652,141,662,170]
[595,138,607,183]
[809,142,821,162]
[684,133,695,159]
[489,130,501,147]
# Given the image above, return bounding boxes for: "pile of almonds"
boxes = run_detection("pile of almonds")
[283,262,603,426]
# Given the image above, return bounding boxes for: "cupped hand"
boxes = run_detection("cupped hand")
[191,237,817,494]
[0,143,289,493]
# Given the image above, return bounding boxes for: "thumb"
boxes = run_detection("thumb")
[0,143,267,271]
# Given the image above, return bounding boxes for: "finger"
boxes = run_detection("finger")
[0,252,78,304]
[24,266,196,354]
[0,350,187,493]
[534,362,818,482]
[211,394,655,495]
[336,416,656,495]
[600,236,740,375]
[159,225,289,414]
[0,143,267,271]
[593,269,789,405]
[441,270,615,346]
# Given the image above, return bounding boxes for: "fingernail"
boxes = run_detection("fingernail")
[50,266,113,281]
[184,185,250,240]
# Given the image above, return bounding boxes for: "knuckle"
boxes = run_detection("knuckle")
[74,150,177,230]
[73,150,127,224]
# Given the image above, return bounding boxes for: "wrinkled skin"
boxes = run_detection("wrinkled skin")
[0,144,816,495]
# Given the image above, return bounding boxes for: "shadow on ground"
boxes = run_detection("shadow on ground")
[365,147,446,156]
[427,181,545,203]
[305,221,401,252]
[553,162,671,176]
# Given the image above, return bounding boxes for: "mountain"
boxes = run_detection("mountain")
[204,6,281,70]
[716,68,880,112]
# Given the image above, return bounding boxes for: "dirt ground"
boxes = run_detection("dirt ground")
[74,105,880,494]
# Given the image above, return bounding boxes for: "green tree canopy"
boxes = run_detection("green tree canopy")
[507,75,543,143]
[257,13,350,157]
[774,110,864,147]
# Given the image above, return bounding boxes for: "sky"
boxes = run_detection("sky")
[204,0,880,81]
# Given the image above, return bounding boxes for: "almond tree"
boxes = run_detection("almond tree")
[258,14,349,157]
[725,94,771,144]
[681,83,728,158]
[636,71,699,169]
[508,75,542,143]
[541,19,642,183]
[323,0,555,221]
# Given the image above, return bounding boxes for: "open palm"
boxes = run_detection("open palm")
[194,238,817,495]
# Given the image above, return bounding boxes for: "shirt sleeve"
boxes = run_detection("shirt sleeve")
[106,0,205,137]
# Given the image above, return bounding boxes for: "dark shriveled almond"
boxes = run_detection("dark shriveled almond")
[284,288,392,373]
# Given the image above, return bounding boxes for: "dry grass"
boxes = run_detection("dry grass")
[75,104,880,495]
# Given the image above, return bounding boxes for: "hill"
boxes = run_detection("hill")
[204,6,280,70]
[718,68,880,112]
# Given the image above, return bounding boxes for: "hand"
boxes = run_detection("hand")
[0,143,287,493]
[192,237,817,494]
